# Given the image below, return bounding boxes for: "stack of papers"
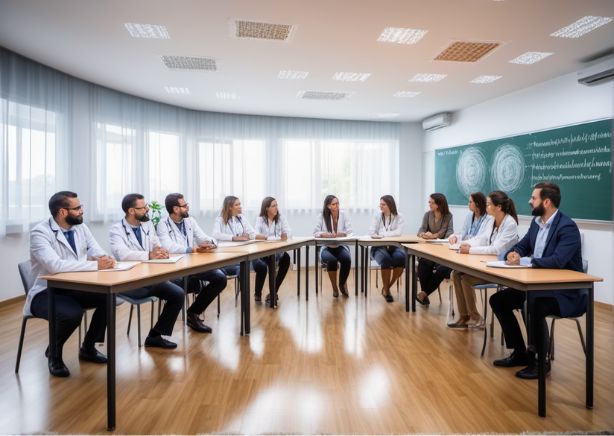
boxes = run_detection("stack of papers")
[143,255,184,264]
[100,261,140,271]
[486,260,532,269]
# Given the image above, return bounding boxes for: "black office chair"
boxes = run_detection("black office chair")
[15,260,38,373]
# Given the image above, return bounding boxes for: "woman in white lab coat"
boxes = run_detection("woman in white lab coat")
[252,196,291,303]
[313,194,353,298]
[368,195,405,303]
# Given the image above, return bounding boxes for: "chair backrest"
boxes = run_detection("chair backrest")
[582,258,588,274]
[17,260,35,295]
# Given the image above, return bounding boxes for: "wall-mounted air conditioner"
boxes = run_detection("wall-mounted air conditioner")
[422,112,452,131]
[578,55,614,86]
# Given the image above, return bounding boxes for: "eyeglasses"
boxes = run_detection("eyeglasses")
[177,203,189,209]
[64,205,83,212]
[133,204,149,211]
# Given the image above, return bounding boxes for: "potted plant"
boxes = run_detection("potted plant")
[149,200,163,227]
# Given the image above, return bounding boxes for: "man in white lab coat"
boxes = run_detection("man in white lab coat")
[108,193,184,349]
[28,191,116,377]
[157,193,227,333]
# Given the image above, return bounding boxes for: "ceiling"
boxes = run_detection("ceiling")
[0,0,613,122]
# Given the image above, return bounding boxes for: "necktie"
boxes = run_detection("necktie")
[63,230,77,254]
[132,226,143,248]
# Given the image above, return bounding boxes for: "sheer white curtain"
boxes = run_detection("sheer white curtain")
[1,47,400,234]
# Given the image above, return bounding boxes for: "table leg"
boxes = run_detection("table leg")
[411,254,417,312]
[587,284,594,409]
[296,249,301,298]
[315,245,319,295]
[268,255,277,309]
[240,260,250,335]
[305,245,310,301]
[106,293,116,430]
[354,241,359,296]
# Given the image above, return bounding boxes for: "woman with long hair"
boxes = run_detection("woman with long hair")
[368,195,406,303]
[313,195,353,298]
[448,191,519,328]
[416,193,454,305]
[448,192,492,244]
[252,196,291,304]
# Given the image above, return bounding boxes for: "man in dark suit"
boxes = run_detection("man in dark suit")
[489,182,585,379]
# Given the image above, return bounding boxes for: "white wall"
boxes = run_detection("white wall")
[423,71,614,304]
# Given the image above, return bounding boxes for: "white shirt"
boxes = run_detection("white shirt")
[25,218,106,316]
[368,212,405,237]
[109,218,160,261]
[254,215,291,240]
[313,210,353,237]
[464,214,519,255]
[157,216,217,254]
[212,215,256,241]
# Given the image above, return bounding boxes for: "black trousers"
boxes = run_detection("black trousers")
[321,246,352,285]
[489,288,561,358]
[174,269,228,315]
[121,281,184,337]
[252,252,291,295]
[417,258,451,296]
[31,288,107,355]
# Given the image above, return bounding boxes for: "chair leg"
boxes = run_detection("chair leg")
[437,285,442,303]
[575,319,587,355]
[217,294,221,319]
[447,283,455,321]
[127,304,134,336]
[549,318,556,361]
[15,317,28,373]
[137,305,142,348]
[481,288,488,357]
[234,277,240,308]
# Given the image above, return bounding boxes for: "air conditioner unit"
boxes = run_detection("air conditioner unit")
[422,112,452,131]
[578,55,614,86]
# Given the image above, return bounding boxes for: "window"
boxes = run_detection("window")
[146,131,181,202]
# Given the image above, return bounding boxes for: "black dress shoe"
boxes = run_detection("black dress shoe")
[48,358,70,377]
[382,291,394,303]
[265,293,279,304]
[515,361,551,379]
[79,346,108,364]
[186,311,213,333]
[144,335,178,349]
[493,351,529,367]
[254,293,262,303]
[416,294,430,306]
[340,284,349,297]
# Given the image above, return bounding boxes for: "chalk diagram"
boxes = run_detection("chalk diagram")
[456,147,486,197]
[491,143,525,193]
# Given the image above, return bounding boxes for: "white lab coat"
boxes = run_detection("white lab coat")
[464,214,519,255]
[313,210,353,237]
[254,215,291,240]
[109,218,160,261]
[368,212,405,237]
[25,218,106,316]
[157,216,217,254]
[212,215,256,241]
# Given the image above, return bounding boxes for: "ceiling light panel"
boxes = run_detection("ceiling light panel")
[297,91,353,100]
[234,20,294,41]
[332,72,371,82]
[377,27,428,44]
[162,56,217,71]
[470,75,502,84]
[509,52,553,64]
[124,23,170,39]
[410,73,447,82]
[550,16,612,38]
[216,92,239,100]
[164,86,190,94]
[278,70,309,79]
[393,91,421,98]
[435,41,499,62]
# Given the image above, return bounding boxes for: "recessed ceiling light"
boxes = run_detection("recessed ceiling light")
[278,70,309,80]
[375,113,400,118]
[470,75,502,84]
[124,23,170,39]
[233,20,294,41]
[332,72,371,82]
[509,52,553,64]
[164,86,190,94]
[216,92,239,100]
[297,91,354,100]
[550,16,613,38]
[377,27,427,44]
[393,91,421,98]
[435,41,499,62]
[162,56,217,71]
[410,73,447,82]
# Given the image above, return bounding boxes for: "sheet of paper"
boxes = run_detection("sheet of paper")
[143,255,184,264]
[486,260,532,269]
[100,261,140,271]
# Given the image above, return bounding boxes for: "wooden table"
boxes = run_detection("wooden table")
[403,242,603,417]
[356,235,421,310]
[217,237,314,334]
[42,251,246,431]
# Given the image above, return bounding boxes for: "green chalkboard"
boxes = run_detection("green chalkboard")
[435,119,613,221]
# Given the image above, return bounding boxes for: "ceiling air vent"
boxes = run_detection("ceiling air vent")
[233,20,294,41]
[297,91,353,100]
[435,41,499,62]
[161,56,217,71]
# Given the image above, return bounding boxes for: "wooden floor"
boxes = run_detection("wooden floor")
[1,271,613,434]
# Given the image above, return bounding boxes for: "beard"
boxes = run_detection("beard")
[180,210,189,219]
[136,213,150,222]
[65,215,83,225]
[531,203,545,217]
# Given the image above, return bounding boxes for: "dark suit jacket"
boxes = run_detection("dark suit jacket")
[506,210,586,317]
